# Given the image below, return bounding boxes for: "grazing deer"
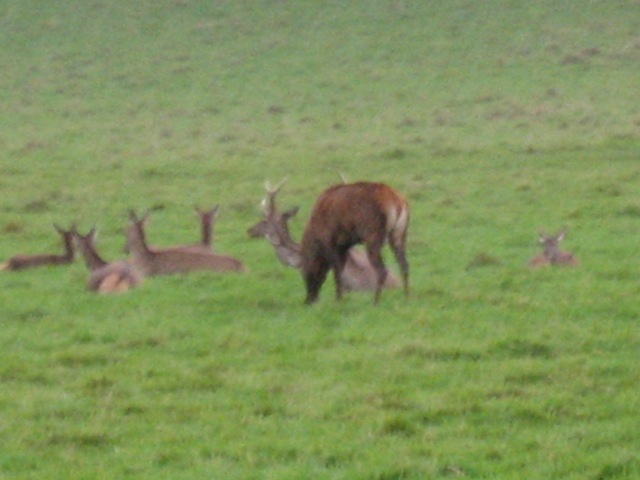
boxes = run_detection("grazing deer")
[529,229,579,269]
[73,227,143,294]
[247,179,401,292]
[125,211,245,276]
[300,181,410,305]
[1,223,76,271]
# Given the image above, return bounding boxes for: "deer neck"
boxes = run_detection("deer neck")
[126,224,153,262]
[61,233,76,262]
[79,241,108,271]
[201,219,212,247]
[268,231,302,268]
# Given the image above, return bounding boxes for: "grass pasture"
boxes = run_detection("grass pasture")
[1,1,640,478]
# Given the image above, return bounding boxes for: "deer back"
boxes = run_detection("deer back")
[126,211,245,276]
[302,182,409,251]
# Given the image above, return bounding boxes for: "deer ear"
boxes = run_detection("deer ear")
[557,230,567,242]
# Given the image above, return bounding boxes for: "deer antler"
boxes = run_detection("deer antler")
[262,177,289,215]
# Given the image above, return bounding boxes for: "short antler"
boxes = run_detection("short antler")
[262,177,289,215]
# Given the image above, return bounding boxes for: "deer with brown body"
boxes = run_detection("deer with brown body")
[300,181,410,305]
[247,179,401,292]
[148,205,219,255]
[529,229,579,269]
[125,211,245,276]
[73,228,143,294]
[1,224,76,271]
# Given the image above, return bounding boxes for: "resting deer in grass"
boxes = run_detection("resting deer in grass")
[73,227,143,294]
[301,181,410,305]
[529,229,579,269]
[147,205,220,255]
[1,223,76,271]
[247,179,401,293]
[170,205,220,253]
[125,210,245,276]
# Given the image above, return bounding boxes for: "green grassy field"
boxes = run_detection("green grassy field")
[1,1,639,478]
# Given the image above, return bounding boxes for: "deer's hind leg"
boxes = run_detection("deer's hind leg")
[388,230,409,296]
[364,235,388,305]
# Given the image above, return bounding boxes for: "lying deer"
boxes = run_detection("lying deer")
[301,181,410,304]
[1,223,76,271]
[146,205,220,255]
[529,229,579,268]
[248,179,401,293]
[73,227,143,294]
[126,210,245,276]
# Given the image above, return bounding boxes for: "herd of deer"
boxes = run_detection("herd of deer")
[1,179,578,304]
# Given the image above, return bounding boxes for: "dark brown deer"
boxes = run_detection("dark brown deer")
[1,223,76,271]
[247,179,401,292]
[300,181,410,305]
[73,227,143,294]
[529,229,579,269]
[125,211,245,276]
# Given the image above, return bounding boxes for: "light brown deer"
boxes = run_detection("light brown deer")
[247,179,401,293]
[529,229,579,269]
[301,181,410,305]
[125,211,245,276]
[166,205,220,254]
[73,227,143,294]
[1,223,76,271]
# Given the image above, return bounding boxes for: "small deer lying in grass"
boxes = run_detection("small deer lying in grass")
[248,179,401,293]
[1,223,76,271]
[163,205,220,254]
[126,210,245,276]
[529,229,579,268]
[73,227,143,294]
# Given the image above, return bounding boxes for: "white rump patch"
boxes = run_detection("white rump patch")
[386,204,408,234]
